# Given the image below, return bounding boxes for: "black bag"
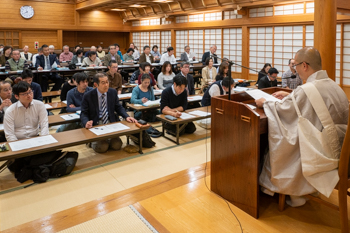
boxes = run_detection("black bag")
[68,63,76,70]
[131,131,156,148]
[50,151,79,178]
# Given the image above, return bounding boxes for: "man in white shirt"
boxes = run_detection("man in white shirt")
[160,47,176,64]
[20,45,32,61]
[4,81,48,142]
[201,77,234,107]
[180,46,196,62]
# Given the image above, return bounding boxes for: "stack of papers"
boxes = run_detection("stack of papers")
[246,104,257,110]
[118,93,132,99]
[45,104,52,109]
[153,90,163,95]
[180,113,195,119]
[60,114,80,120]
[89,123,130,136]
[9,135,58,152]
[62,100,67,104]
[188,96,203,101]
[234,86,252,92]
[143,99,161,107]
[188,110,211,117]
[245,89,282,103]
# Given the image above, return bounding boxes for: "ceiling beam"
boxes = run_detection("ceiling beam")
[177,1,184,11]
[150,6,156,14]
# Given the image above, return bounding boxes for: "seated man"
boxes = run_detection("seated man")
[103,45,121,66]
[282,59,303,89]
[106,60,123,94]
[202,45,218,64]
[258,67,278,89]
[21,69,43,101]
[160,75,196,136]
[82,51,102,78]
[160,47,176,64]
[0,81,16,124]
[5,49,29,72]
[80,72,137,153]
[130,67,142,84]
[59,45,73,62]
[49,45,56,56]
[139,45,154,63]
[20,45,32,61]
[180,45,196,62]
[201,77,234,107]
[57,73,93,132]
[4,81,48,142]
[84,46,96,57]
[256,47,349,207]
[35,44,63,92]
[174,62,198,108]
[32,47,43,67]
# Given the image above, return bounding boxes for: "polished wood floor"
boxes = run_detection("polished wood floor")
[4,162,349,233]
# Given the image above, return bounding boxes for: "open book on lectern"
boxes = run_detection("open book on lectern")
[245,89,282,103]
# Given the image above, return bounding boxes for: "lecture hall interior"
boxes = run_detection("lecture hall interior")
[0,0,350,232]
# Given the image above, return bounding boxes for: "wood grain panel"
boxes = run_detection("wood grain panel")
[342,85,350,101]
[21,30,58,53]
[78,11,129,31]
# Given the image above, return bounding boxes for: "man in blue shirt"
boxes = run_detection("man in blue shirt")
[21,69,43,101]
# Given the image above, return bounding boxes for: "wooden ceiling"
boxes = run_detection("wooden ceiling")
[76,0,302,20]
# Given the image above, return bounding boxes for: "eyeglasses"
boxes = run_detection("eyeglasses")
[19,90,33,96]
[1,88,12,92]
[292,61,309,69]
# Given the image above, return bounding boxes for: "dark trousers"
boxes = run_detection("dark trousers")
[164,122,196,135]
[41,74,63,92]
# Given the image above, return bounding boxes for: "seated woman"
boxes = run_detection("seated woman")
[96,45,105,59]
[71,49,84,65]
[257,63,271,84]
[215,62,229,81]
[131,73,159,122]
[201,57,217,92]
[157,61,175,90]
[137,62,159,90]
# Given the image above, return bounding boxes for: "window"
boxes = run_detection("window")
[132,21,140,27]
[223,11,243,20]
[306,2,314,13]
[273,26,303,74]
[249,27,273,73]
[150,31,160,50]
[140,32,149,51]
[274,3,304,16]
[223,28,242,72]
[249,7,273,18]
[176,30,188,58]
[188,30,204,61]
[0,31,20,49]
[189,14,204,22]
[140,20,150,26]
[131,32,141,49]
[161,18,171,25]
[343,24,350,85]
[204,12,221,21]
[305,25,314,47]
[161,31,171,53]
[150,18,160,25]
[176,16,188,23]
[204,29,222,59]
[336,24,341,84]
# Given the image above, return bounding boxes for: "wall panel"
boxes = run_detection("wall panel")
[21,30,59,53]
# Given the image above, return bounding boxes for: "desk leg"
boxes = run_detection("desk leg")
[127,136,130,145]
[139,130,143,154]
[176,124,180,145]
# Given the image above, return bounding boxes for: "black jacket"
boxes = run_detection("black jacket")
[174,72,195,95]
[258,76,277,89]
[201,52,218,64]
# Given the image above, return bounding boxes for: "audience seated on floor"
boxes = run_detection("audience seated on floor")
[158,61,175,90]
[80,72,137,153]
[257,63,272,85]
[201,57,217,92]
[73,45,81,55]
[256,47,349,207]
[123,48,134,62]
[103,44,121,66]
[4,81,48,142]
[282,59,303,89]
[84,46,96,57]
[20,45,32,61]
[160,75,196,136]
[151,45,161,62]
[96,45,105,59]
[5,49,29,72]
[61,74,77,102]
[131,73,158,122]
[129,43,140,60]
[32,47,43,67]
[82,51,102,77]
[258,67,278,89]
[57,72,93,133]
[106,60,123,94]
[180,45,196,62]
[0,46,12,67]
[215,62,229,82]
[160,47,176,64]
[0,81,16,124]
[35,44,63,92]
[137,62,158,90]
[130,66,142,84]
[202,45,218,64]
[114,44,124,62]
[139,45,154,64]
[59,45,73,62]
[49,45,56,56]
[71,49,84,65]
[21,69,43,101]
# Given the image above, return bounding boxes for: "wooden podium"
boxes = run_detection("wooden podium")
[210,87,292,218]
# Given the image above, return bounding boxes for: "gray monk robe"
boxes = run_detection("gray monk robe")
[259,70,349,202]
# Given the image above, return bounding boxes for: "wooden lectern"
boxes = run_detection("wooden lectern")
[210,87,292,218]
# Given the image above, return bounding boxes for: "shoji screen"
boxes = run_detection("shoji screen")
[132,32,141,49]
[343,24,350,85]
[336,24,342,84]
[305,25,314,47]
[160,31,171,53]
[150,31,160,49]
[223,28,242,72]
[176,30,188,58]
[273,26,303,74]
[204,29,222,59]
[140,32,149,51]
[188,30,203,61]
[249,27,273,73]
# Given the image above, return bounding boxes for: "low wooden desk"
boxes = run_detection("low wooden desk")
[42,91,61,103]
[156,106,211,145]
[210,87,292,219]
[0,121,148,162]
[46,102,67,110]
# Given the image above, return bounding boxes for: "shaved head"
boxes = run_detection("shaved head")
[295,47,322,71]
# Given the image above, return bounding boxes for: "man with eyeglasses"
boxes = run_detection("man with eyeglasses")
[80,72,137,153]
[256,47,349,208]
[0,81,16,124]
[4,81,48,142]
[258,67,279,89]
[21,69,43,101]
[106,60,123,95]
[281,59,303,89]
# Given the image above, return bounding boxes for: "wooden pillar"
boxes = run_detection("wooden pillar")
[57,30,63,50]
[171,29,175,54]
[241,26,249,80]
[314,0,337,80]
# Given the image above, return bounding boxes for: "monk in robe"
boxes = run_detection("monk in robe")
[255,47,349,207]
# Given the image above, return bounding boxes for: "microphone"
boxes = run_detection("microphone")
[281,74,296,79]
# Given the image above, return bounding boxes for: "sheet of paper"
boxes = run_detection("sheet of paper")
[9,135,58,152]
[153,90,163,95]
[76,110,81,115]
[118,93,132,98]
[89,123,130,136]
[188,110,211,117]
[245,89,282,103]
[180,113,196,119]
[188,96,203,101]
[143,99,161,106]
[234,86,251,92]
[44,104,52,109]
[62,100,67,104]
[246,104,257,110]
[0,124,4,130]
[60,114,80,120]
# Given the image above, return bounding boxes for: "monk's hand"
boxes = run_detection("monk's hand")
[255,98,266,108]
[272,91,290,100]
